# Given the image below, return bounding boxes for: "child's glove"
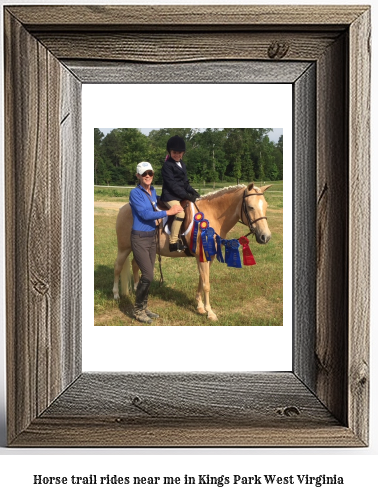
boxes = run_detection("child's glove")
[186,193,198,203]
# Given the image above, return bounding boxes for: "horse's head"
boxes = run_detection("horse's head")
[242,182,272,244]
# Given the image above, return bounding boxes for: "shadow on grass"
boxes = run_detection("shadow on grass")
[94,264,198,320]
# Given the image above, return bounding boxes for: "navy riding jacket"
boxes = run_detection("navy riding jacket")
[160,156,197,202]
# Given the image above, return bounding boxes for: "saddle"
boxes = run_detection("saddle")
[156,198,193,233]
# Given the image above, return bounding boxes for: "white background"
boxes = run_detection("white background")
[0,0,377,499]
[84,83,292,372]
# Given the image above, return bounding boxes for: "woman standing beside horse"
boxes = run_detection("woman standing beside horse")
[129,161,182,324]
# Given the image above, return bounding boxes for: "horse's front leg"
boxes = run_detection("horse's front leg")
[196,273,206,315]
[196,258,218,321]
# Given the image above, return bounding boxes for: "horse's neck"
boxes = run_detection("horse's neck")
[197,189,243,238]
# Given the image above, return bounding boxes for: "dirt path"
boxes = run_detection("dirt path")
[94,201,126,211]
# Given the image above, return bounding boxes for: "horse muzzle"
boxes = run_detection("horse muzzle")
[256,231,271,244]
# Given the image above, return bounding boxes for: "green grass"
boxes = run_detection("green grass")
[94,185,283,326]
[94,188,133,202]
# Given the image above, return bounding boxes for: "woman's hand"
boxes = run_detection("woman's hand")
[166,204,184,216]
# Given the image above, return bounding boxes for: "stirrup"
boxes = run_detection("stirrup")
[169,241,187,252]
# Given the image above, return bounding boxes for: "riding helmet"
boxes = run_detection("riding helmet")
[167,135,186,152]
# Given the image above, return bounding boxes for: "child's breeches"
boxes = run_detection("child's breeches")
[165,200,184,243]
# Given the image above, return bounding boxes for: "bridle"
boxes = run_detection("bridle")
[240,188,267,237]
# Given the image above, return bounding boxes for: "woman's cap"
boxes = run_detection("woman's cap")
[167,135,186,152]
[136,162,154,175]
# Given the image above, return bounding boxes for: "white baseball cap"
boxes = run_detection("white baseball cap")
[136,162,154,175]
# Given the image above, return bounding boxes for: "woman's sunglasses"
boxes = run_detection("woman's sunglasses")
[142,170,154,177]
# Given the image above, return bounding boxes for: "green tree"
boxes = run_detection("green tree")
[274,135,283,179]
[102,128,149,185]
[232,156,242,184]
[94,128,112,185]
[94,128,283,185]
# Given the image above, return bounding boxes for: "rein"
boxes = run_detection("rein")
[240,189,267,238]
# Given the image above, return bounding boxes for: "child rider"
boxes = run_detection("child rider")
[160,135,200,252]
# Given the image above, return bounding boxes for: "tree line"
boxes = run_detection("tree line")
[94,128,283,186]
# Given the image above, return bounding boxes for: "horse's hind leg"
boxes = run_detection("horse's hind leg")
[132,257,140,291]
[113,248,130,299]
[196,258,218,321]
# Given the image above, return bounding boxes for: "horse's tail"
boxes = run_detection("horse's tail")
[120,254,132,296]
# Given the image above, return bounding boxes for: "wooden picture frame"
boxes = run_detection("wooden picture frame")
[4,5,370,447]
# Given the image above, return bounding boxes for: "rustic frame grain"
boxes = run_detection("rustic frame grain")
[4,5,370,447]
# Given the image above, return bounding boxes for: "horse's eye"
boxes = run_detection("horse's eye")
[249,206,254,210]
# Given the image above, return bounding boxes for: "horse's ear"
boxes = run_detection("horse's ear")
[247,182,254,191]
[261,184,272,193]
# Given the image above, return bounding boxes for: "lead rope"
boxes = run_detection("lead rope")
[155,225,164,286]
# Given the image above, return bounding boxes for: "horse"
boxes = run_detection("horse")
[112,182,272,321]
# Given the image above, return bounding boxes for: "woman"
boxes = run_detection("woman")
[129,161,182,324]
[160,135,200,252]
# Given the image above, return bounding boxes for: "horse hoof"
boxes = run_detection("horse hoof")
[113,293,120,300]
[208,313,218,321]
[197,307,207,315]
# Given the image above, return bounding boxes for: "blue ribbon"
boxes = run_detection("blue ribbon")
[206,227,217,256]
[224,240,231,265]
[200,220,211,261]
[227,239,242,268]
[216,235,224,263]
[192,212,242,269]
[191,212,204,253]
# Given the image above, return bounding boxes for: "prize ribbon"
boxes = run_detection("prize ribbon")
[216,235,224,263]
[201,224,217,261]
[206,227,217,256]
[238,236,256,265]
[191,212,204,253]
[224,240,231,266]
[200,220,212,261]
[199,233,208,262]
[227,239,242,268]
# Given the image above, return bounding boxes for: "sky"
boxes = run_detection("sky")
[99,128,283,143]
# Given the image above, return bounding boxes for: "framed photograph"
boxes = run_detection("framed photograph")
[87,86,291,369]
[4,5,370,447]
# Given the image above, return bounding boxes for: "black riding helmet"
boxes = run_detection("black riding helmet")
[167,135,186,152]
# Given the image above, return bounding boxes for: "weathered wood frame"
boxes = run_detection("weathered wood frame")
[4,5,370,447]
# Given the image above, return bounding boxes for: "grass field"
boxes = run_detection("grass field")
[94,181,283,326]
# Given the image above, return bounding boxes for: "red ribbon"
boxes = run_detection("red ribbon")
[238,236,256,266]
[199,235,205,262]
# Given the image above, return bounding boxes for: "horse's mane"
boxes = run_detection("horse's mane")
[199,184,260,201]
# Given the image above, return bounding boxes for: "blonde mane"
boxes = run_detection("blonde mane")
[199,184,245,201]
[199,183,260,201]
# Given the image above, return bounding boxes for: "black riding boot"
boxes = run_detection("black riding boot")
[141,280,159,319]
[133,277,152,324]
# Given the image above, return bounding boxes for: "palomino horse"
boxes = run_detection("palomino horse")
[112,182,271,321]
